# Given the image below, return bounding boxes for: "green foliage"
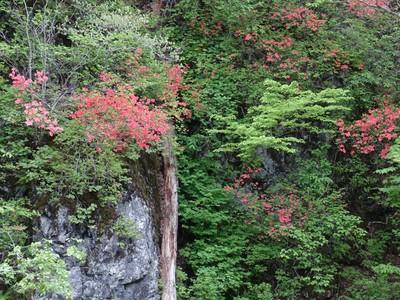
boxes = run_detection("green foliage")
[66,1,176,68]
[0,1,176,296]
[176,267,191,300]
[112,216,141,247]
[0,241,71,298]
[177,156,253,298]
[69,203,98,225]
[234,283,273,300]
[0,84,33,189]
[0,0,174,110]
[341,264,400,300]
[270,151,365,297]
[277,197,365,297]
[177,143,367,298]
[19,120,128,205]
[215,80,351,162]
[168,0,398,297]
[66,244,87,264]
[0,0,399,298]
[0,291,11,300]
[378,138,400,208]
[0,198,37,252]
[293,146,334,196]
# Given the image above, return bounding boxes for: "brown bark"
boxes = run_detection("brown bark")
[151,0,163,15]
[160,133,178,300]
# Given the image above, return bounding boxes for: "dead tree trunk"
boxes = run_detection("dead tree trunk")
[160,133,177,300]
[151,0,162,15]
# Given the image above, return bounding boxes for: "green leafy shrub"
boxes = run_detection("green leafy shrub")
[69,203,98,226]
[378,138,400,208]
[19,120,128,206]
[276,197,365,297]
[0,198,37,253]
[112,216,141,241]
[66,244,87,264]
[269,151,366,298]
[341,264,400,300]
[0,2,178,295]
[0,241,71,298]
[215,80,351,162]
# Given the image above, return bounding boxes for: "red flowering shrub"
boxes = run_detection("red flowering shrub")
[70,87,170,152]
[261,192,306,237]
[120,51,190,120]
[9,68,32,90]
[261,36,293,64]
[337,103,400,158]
[188,17,224,36]
[162,64,184,101]
[21,101,62,136]
[278,208,291,224]
[348,0,390,16]
[34,70,49,85]
[273,6,326,32]
[224,167,306,237]
[99,71,112,82]
[233,7,324,79]
[168,65,183,96]
[322,49,352,73]
[9,69,63,136]
[161,64,193,119]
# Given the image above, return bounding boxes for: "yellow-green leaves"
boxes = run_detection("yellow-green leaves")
[214,79,351,162]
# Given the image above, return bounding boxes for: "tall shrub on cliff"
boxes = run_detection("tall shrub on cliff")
[0,1,183,298]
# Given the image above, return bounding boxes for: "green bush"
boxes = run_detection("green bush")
[214,80,351,162]
[0,241,71,298]
[18,119,128,206]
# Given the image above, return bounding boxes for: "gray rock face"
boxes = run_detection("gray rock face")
[34,191,160,300]
[256,148,284,185]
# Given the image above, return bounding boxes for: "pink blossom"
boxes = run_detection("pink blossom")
[135,48,143,57]
[380,144,391,158]
[99,72,111,82]
[9,68,32,91]
[20,101,63,136]
[262,202,272,211]
[243,33,253,42]
[278,209,292,224]
[34,70,48,84]
[340,64,349,71]
[348,0,390,16]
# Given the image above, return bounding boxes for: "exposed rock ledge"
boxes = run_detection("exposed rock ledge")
[34,190,160,300]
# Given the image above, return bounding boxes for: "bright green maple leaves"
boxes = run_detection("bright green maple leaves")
[214,79,351,162]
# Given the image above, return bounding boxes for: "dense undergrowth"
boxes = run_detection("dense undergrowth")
[0,0,400,299]
[165,0,400,299]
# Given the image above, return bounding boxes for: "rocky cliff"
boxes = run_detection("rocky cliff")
[33,153,168,300]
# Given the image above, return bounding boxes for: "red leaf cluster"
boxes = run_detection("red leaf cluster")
[337,103,400,158]
[323,49,351,73]
[261,36,293,64]
[163,65,184,100]
[273,7,326,32]
[70,88,170,152]
[224,168,306,237]
[348,0,390,16]
[262,192,306,237]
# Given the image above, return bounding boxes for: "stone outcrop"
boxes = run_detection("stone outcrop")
[34,189,160,300]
